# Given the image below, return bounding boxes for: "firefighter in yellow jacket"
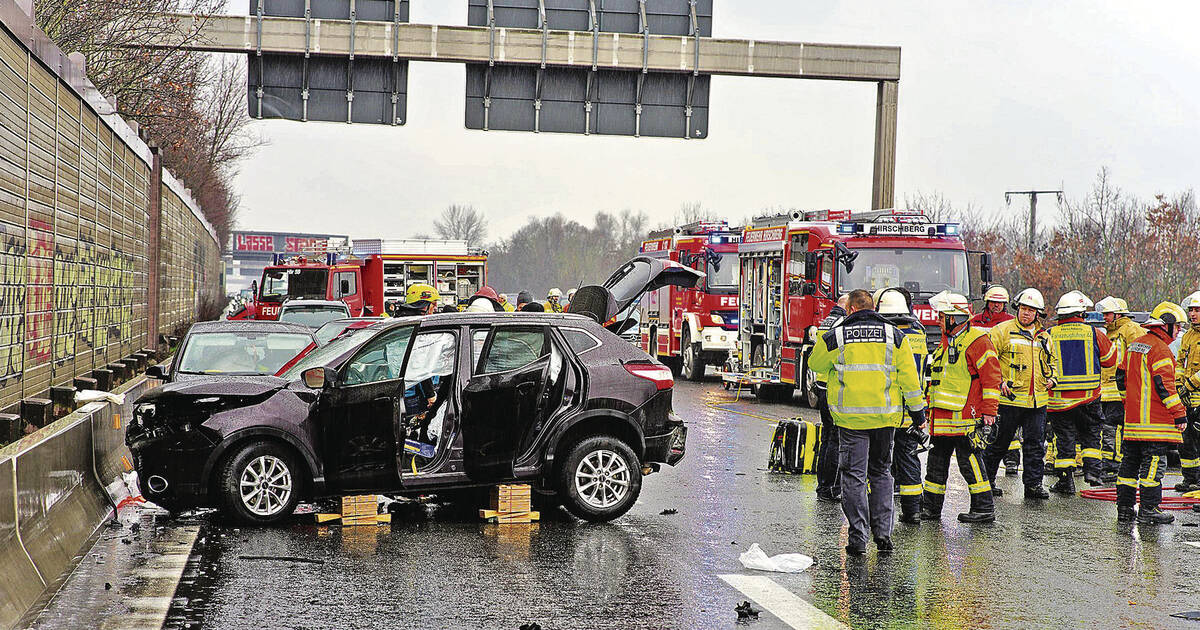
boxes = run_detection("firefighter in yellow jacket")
[922,291,1003,524]
[1095,296,1145,482]
[982,288,1052,499]
[1045,290,1118,494]
[876,288,928,524]
[1117,302,1188,524]
[1175,291,1200,492]
[809,289,926,555]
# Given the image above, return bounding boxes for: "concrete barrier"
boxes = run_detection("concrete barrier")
[0,373,157,630]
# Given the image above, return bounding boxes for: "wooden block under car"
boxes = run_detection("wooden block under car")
[488,484,532,512]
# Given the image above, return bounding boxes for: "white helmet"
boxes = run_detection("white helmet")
[1095,296,1129,315]
[1055,290,1093,316]
[877,289,910,315]
[1013,288,1045,313]
[1182,291,1200,310]
[547,288,563,299]
[929,290,972,316]
[984,285,1010,303]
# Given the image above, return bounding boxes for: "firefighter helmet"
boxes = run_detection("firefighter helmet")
[1182,291,1200,310]
[1146,301,1186,327]
[929,291,972,316]
[984,285,1010,304]
[1012,288,1046,313]
[1054,290,1092,316]
[405,283,440,305]
[876,289,910,315]
[1095,296,1129,315]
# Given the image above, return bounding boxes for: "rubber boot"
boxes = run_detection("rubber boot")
[919,492,943,520]
[1049,470,1076,496]
[1136,506,1175,525]
[1003,448,1020,476]
[1116,506,1136,523]
[1024,484,1049,499]
[898,495,921,524]
[1084,472,1104,487]
[957,510,996,523]
[957,490,995,523]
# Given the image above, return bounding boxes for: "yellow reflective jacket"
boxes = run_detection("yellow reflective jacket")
[1178,327,1200,406]
[809,310,926,430]
[1101,316,1145,402]
[989,318,1051,409]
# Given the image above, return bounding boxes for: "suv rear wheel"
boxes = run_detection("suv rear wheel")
[217,440,301,525]
[558,436,642,522]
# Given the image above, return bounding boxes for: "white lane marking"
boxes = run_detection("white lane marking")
[1185,541,1200,549]
[719,574,848,630]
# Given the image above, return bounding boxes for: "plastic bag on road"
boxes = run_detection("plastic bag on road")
[738,543,814,573]
[75,390,125,406]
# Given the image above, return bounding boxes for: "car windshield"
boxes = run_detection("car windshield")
[708,252,738,289]
[176,332,313,375]
[279,305,350,329]
[837,248,970,296]
[260,268,328,302]
[280,325,405,379]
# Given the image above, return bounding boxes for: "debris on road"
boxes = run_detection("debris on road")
[660,508,678,515]
[738,543,814,573]
[735,601,761,619]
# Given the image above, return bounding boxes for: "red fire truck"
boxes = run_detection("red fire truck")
[228,239,488,320]
[636,221,741,381]
[722,209,992,404]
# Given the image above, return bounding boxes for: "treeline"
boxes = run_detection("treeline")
[914,168,1199,311]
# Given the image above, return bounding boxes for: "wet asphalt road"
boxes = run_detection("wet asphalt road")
[34,378,1200,629]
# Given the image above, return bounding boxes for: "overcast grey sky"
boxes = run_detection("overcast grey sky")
[230,1,1200,241]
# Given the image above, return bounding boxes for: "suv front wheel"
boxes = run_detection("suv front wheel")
[217,440,301,525]
[558,436,642,522]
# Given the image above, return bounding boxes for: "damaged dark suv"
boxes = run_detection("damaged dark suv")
[127,257,699,524]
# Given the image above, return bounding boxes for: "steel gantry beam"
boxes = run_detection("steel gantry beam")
[143,13,901,207]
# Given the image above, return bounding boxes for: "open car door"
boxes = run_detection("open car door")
[567,256,704,332]
[461,325,562,482]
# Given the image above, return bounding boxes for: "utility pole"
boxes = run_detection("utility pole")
[1005,189,1063,251]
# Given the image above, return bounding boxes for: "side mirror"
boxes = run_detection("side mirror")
[250,280,258,299]
[980,252,993,284]
[146,364,166,380]
[302,366,339,389]
[801,282,817,297]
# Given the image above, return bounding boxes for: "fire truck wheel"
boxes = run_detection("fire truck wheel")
[681,331,705,382]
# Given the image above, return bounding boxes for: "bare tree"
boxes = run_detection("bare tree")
[674,201,721,225]
[434,205,488,246]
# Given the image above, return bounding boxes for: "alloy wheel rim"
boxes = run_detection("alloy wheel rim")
[239,455,292,516]
[575,449,631,509]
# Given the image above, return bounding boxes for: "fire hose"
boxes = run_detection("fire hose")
[1078,487,1200,510]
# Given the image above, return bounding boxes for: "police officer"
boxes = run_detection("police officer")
[1117,302,1189,524]
[810,289,926,555]
[982,288,1052,499]
[1045,291,1118,494]
[1095,296,1145,482]
[814,294,849,503]
[1175,291,1200,492]
[876,288,928,524]
[922,291,1002,524]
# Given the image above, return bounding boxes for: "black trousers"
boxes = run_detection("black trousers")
[1049,401,1102,477]
[922,435,994,514]
[815,388,841,496]
[983,405,1046,488]
[1116,441,1172,510]
[1179,407,1200,484]
[838,426,894,547]
[1099,400,1124,470]
[891,428,922,516]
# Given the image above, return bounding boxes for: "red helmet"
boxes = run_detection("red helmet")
[472,286,505,310]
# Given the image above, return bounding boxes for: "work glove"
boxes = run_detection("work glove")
[1176,417,1188,433]
[908,408,926,430]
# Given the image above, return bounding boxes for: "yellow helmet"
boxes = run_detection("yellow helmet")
[405,283,440,305]
[1095,296,1129,315]
[984,285,1010,303]
[1146,301,1186,328]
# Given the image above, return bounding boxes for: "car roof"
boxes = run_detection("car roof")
[281,299,350,308]
[384,311,604,329]
[190,320,315,335]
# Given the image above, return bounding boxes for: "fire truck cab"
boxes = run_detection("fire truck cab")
[725,209,991,404]
[637,221,741,380]
[229,240,487,321]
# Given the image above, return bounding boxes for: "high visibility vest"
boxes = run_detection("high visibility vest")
[990,318,1051,409]
[929,326,989,414]
[1124,332,1186,443]
[1047,321,1102,390]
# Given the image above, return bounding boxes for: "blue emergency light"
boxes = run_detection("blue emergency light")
[937,223,961,236]
[837,222,858,235]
